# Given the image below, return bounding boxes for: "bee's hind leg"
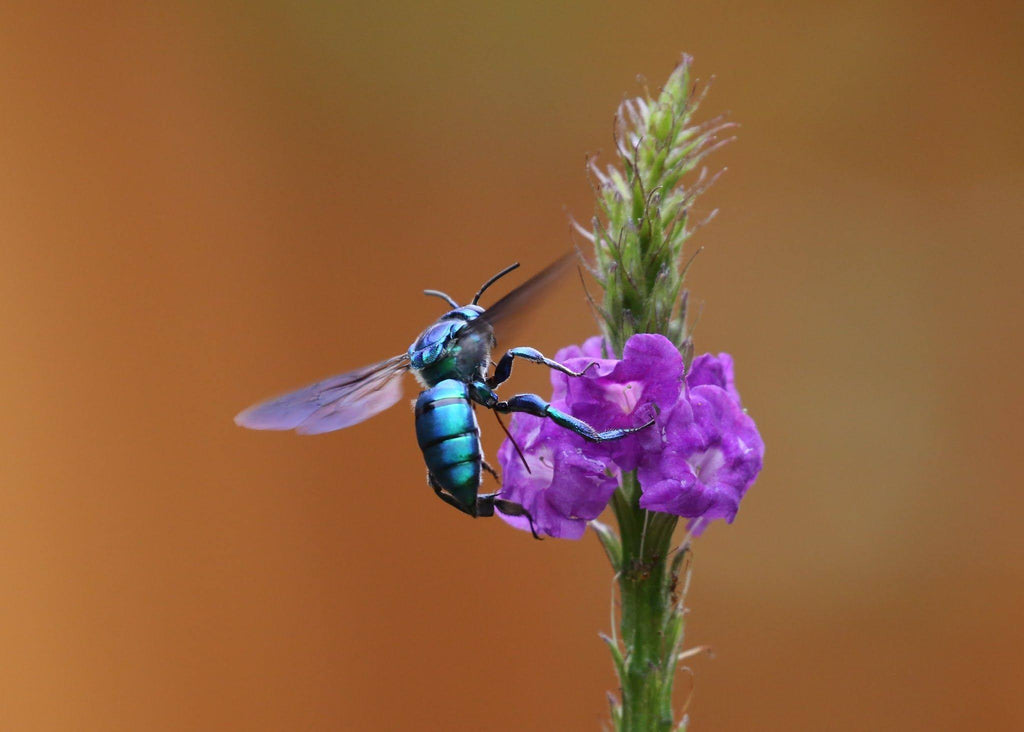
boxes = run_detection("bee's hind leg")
[427,471,475,517]
[475,491,542,540]
[428,471,541,540]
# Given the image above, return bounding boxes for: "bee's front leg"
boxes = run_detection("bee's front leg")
[487,346,596,389]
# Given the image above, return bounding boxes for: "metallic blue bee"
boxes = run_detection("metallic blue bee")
[235,256,652,537]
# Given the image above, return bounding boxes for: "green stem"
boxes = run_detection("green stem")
[611,474,680,731]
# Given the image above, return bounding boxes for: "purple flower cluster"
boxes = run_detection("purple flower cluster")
[496,334,763,539]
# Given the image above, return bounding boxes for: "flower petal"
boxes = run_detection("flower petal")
[496,413,618,539]
[553,334,684,471]
[637,384,763,526]
[496,335,763,537]
[687,352,741,404]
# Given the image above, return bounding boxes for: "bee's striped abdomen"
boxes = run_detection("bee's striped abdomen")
[414,379,481,508]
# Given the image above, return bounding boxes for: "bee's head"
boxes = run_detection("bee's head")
[443,305,485,322]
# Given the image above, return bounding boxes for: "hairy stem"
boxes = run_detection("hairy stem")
[611,475,681,730]
[586,54,726,731]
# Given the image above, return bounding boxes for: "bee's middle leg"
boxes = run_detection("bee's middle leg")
[491,393,654,442]
[481,459,500,482]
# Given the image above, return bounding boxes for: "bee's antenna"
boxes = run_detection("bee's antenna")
[423,289,459,308]
[472,263,520,305]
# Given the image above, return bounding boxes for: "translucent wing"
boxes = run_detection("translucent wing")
[466,252,575,343]
[235,354,410,435]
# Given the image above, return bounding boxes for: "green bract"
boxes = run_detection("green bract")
[578,54,734,361]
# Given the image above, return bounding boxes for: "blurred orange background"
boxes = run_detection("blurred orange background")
[2,1,1022,729]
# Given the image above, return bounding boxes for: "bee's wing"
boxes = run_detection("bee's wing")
[235,354,410,435]
[467,252,575,343]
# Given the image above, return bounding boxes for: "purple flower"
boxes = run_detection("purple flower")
[496,412,618,539]
[687,352,741,404]
[552,335,684,471]
[496,334,763,538]
[637,379,763,526]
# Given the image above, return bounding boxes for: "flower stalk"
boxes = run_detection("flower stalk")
[495,54,761,730]
[583,55,733,731]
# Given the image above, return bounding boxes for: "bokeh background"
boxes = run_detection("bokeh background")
[2,1,1022,729]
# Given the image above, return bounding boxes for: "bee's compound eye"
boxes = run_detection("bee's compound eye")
[426,342,445,363]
